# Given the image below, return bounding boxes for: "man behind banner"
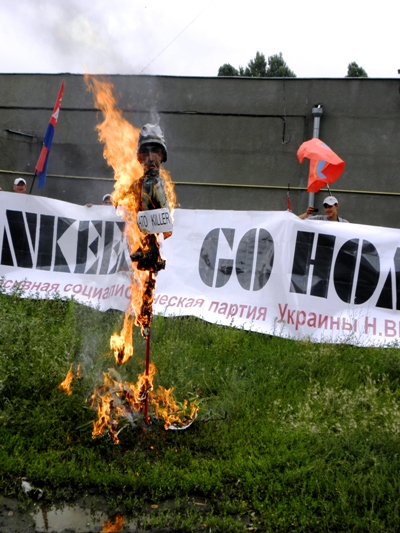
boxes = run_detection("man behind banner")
[0,177,27,193]
[298,195,349,223]
[86,193,113,208]
[13,178,27,194]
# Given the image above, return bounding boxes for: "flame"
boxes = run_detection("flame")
[58,364,74,395]
[85,75,176,336]
[110,314,134,365]
[101,514,124,533]
[151,386,199,430]
[91,364,197,443]
[91,365,156,444]
[85,75,197,439]
[58,364,81,395]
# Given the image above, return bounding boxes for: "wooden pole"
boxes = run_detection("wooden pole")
[144,330,150,424]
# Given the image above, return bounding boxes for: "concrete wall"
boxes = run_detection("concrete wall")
[1,74,400,227]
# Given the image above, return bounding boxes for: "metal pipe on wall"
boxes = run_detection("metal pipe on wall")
[309,104,323,207]
[3,168,400,197]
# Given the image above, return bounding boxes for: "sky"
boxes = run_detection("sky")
[0,0,398,79]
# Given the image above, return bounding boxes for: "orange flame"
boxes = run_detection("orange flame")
[85,75,176,331]
[151,386,199,430]
[85,75,197,439]
[101,514,124,533]
[90,364,156,444]
[110,314,135,365]
[58,364,74,395]
[91,364,197,443]
[58,364,81,395]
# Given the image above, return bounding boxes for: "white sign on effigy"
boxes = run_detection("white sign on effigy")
[137,207,173,234]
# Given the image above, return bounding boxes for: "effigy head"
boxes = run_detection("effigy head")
[137,123,167,163]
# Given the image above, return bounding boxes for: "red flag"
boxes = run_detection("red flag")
[35,81,64,189]
[297,138,345,193]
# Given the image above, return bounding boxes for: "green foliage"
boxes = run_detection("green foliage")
[346,61,368,78]
[217,63,239,77]
[218,51,296,78]
[266,52,296,78]
[243,51,267,77]
[1,288,400,531]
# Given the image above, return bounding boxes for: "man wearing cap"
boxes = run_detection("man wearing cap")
[102,194,113,206]
[130,123,170,271]
[86,193,113,207]
[299,196,349,222]
[13,178,27,194]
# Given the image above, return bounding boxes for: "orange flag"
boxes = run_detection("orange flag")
[297,138,345,193]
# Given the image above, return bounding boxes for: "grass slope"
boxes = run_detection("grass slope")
[1,287,400,532]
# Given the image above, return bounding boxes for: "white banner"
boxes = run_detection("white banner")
[1,194,400,346]
[155,209,400,347]
[0,193,133,312]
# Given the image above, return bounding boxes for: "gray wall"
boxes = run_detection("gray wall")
[1,74,400,227]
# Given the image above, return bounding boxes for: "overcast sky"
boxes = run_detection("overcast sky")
[0,0,398,79]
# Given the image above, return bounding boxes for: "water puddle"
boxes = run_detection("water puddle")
[31,504,137,532]
[1,494,207,532]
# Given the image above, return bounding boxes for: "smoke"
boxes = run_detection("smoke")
[1,0,166,74]
[0,0,223,76]
[2,0,399,78]
[30,0,142,73]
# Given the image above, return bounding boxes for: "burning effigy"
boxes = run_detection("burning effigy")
[59,77,198,443]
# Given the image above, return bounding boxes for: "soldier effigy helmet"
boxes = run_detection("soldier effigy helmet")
[137,124,167,162]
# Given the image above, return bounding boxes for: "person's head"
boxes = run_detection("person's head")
[13,178,27,193]
[322,195,339,221]
[102,194,112,206]
[137,124,167,174]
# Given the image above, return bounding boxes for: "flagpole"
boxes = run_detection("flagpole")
[309,104,323,207]
[34,81,64,192]
[287,183,291,211]
[29,173,36,194]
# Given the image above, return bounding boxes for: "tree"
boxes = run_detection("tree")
[346,62,368,78]
[217,51,296,78]
[243,51,267,77]
[266,53,296,78]
[218,63,239,77]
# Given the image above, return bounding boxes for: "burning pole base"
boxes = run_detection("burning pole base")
[90,366,198,444]
[130,235,162,425]
[90,238,198,442]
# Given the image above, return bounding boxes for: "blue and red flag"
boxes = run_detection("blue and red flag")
[35,81,64,190]
[297,138,345,193]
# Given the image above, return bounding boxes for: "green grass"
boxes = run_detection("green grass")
[1,285,400,531]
